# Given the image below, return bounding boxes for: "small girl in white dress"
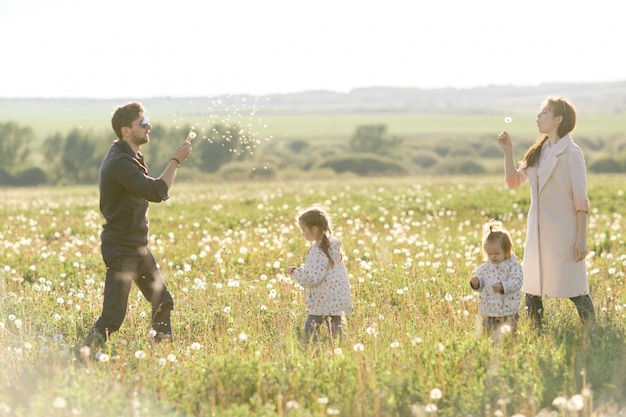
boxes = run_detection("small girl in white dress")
[470,220,523,336]
[286,206,353,342]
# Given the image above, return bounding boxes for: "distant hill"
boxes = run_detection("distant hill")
[2,82,625,116]
[143,81,626,114]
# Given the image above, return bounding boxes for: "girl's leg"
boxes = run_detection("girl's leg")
[570,295,596,326]
[304,315,324,342]
[525,294,544,329]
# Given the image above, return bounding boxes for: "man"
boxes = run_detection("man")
[83,101,192,349]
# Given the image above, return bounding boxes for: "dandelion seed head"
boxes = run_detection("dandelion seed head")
[52,396,67,409]
[134,350,146,359]
[286,400,300,410]
[567,394,584,411]
[505,116,513,123]
[429,388,443,400]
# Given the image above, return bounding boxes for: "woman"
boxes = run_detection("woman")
[497,96,595,328]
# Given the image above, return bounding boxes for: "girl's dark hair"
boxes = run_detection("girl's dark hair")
[522,96,577,167]
[111,102,144,139]
[298,206,334,267]
[482,220,514,260]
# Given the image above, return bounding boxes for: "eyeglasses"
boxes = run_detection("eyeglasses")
[139,116,150,128]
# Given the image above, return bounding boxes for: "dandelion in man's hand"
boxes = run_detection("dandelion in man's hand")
[187,127,197,140]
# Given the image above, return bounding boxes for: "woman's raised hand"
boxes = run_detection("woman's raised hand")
[497,131,513,153]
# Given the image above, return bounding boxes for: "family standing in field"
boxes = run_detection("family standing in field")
[80,95,595,354]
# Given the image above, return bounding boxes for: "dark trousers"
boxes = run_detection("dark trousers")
[525,294,595,328]
[483,314,519,335]
[304,315,343,342]
[91,244,174,340]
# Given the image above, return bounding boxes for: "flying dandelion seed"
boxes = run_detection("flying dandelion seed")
[505,116,513,123]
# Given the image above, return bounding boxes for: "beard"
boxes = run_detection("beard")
[131,133,149,147]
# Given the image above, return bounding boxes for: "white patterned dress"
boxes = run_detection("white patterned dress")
[292,236,354,316]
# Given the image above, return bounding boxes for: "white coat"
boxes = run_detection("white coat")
[506,134,590,297]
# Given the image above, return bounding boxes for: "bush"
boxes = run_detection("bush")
[218,161,276,180]
[0,168,15,186]
[589,158,624,173]
[318,153,407,176]
[434,158,486,175]
[411,151,440,168]
[17,167,48,186]
[286,140,310,154]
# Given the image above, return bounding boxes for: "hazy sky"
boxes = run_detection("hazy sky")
[2,0,624,98]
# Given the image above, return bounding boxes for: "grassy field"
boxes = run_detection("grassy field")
[2,99,626,144]
[1,175,625,417]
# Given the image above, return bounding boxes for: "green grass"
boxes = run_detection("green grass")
[1,175,625,416]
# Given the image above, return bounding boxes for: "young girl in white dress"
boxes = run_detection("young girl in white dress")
[286,206,353,342]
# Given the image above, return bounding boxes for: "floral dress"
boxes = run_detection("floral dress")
[472,255,523,318]
[292,236,354,316]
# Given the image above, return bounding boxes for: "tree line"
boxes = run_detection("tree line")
[0,120,410,186]
[1,119,624,186]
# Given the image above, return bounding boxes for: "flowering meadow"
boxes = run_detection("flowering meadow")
[1,176,625,417]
